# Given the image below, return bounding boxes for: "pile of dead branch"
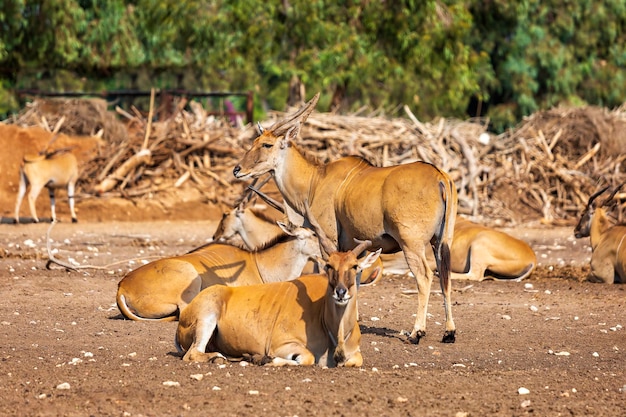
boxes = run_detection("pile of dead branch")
[8,97,128,144]
[7,97,626,225]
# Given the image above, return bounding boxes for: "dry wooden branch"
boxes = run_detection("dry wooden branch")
[94,149,152,194]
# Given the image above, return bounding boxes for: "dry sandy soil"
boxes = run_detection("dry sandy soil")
[1,199,625,417]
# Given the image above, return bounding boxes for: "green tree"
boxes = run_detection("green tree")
[469,0,626,131]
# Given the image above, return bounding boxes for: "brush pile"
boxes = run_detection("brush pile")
[8,97,626,225]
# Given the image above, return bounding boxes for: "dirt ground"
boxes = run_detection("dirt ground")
[1,198,625,417]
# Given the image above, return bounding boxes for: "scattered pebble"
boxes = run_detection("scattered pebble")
[248,390,259,395]
[518,387,530,395]
[524,283,534,290]
[521,399,532,408]
[548,350,571,356]
[68,358,82,365]
[212,386,221,391]
[529,305,539,312]
[56,382,71,390]
[592,352,599,357]
[190,374,204,381]
[502,315,512,320]
[162,381,180,387]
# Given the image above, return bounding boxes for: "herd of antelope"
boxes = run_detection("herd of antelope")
[12,94,625,367]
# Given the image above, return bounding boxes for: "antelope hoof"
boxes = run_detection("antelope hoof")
[406,330,426,344]
[72,218,78,223]
[442,330,456,343]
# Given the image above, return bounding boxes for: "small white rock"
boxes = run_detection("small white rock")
[502,314,512,320]
[162,381,180,387]
[212,386,221,391]
[524,283,534,290]
[529,305,539,312]
[190,374,204,381]
[248,390,259,395]
[592,352,599,357]
[56,382,71,390]
[518,387,530,395]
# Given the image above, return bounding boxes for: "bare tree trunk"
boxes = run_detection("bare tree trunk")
[287,75,305,107]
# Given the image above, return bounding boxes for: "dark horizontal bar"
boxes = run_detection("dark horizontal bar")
[14,89,249,98]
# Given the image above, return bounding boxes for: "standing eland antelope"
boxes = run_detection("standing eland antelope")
[175,225,381,366]
[14,149,78,223]
[574,183,626,284]
[233,93,458,344]
[116,222,321,321]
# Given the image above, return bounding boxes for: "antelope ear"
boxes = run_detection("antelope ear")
[280,122,301,149]
[276,221,296,236]
[358,248,382,271]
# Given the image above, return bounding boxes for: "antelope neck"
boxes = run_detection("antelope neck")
[274,146,318,212]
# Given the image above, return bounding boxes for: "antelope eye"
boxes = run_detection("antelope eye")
[262,143,273,149]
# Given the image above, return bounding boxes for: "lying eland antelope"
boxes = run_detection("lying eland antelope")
[574,183,626,283]
[175,227,381,366]
[14,149,78,223]
[116,222,321,321]
[450,217,536,281]
[233,93,458,344]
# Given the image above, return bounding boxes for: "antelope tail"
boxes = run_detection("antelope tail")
[436,178,456,290]
[116,293,177,322]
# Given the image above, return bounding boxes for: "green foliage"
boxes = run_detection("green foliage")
[469,0,626,131]
[0,0,624,129]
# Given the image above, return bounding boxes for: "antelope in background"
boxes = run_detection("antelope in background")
[233,93,458,344]
[14,149,78,223]
[574,183,625,284]
[449,217,536,281]
[175,206,381,366]
[116,222,321,321]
